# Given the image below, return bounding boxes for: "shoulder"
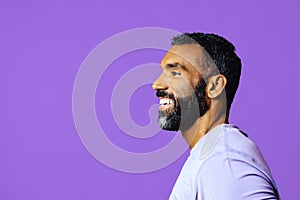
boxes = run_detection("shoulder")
[169,124,280,199]
[196,124,271,175]
[192,124,280,199]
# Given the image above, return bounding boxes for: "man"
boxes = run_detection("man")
[152,33,280,199]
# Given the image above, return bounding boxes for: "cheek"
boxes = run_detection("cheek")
[171,78,195,98]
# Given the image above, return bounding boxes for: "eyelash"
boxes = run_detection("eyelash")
[171,71,181,76]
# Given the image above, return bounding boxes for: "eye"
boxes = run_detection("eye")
[171,71,181,76]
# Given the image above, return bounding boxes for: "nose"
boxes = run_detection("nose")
[152,75,168,91]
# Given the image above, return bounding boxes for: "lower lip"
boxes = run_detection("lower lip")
[159,104,173,110]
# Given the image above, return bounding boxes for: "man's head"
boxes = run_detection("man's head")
[152,33,241,132]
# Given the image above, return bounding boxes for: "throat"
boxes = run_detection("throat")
[182,118,209,149]
[181,111,227,149]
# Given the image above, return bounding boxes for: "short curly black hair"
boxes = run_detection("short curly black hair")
[171,33,242,112]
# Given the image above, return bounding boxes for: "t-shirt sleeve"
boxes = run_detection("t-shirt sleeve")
[196,152,280,200]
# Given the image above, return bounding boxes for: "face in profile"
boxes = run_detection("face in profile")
[152,44,211,132]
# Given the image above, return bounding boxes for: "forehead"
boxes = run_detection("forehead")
[161,44,205,69]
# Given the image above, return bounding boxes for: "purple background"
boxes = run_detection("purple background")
[1,0,299,199]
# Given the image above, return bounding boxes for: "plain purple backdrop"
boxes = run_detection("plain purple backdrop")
[1,0,299,199]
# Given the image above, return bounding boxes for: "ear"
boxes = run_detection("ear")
[206,74,227,99]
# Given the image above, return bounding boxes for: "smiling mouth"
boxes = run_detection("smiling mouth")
[159,97,175,110]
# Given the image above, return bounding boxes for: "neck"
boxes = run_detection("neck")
[181,108,227,149]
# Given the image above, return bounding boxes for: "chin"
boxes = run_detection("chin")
[158,109,181,131]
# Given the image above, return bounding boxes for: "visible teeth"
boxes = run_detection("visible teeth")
[159,98,174,105]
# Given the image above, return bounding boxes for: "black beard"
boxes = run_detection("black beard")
[157,79,210,132]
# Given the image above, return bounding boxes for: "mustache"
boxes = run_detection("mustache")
[156,90,176,101]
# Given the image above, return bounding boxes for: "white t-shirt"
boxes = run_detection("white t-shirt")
[169,124,280,200]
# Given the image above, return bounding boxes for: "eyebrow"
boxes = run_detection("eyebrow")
[164,62,188,71]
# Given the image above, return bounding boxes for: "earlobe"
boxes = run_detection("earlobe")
[207,75,227,99]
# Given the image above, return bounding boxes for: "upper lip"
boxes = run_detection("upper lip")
[159,96,175,101]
